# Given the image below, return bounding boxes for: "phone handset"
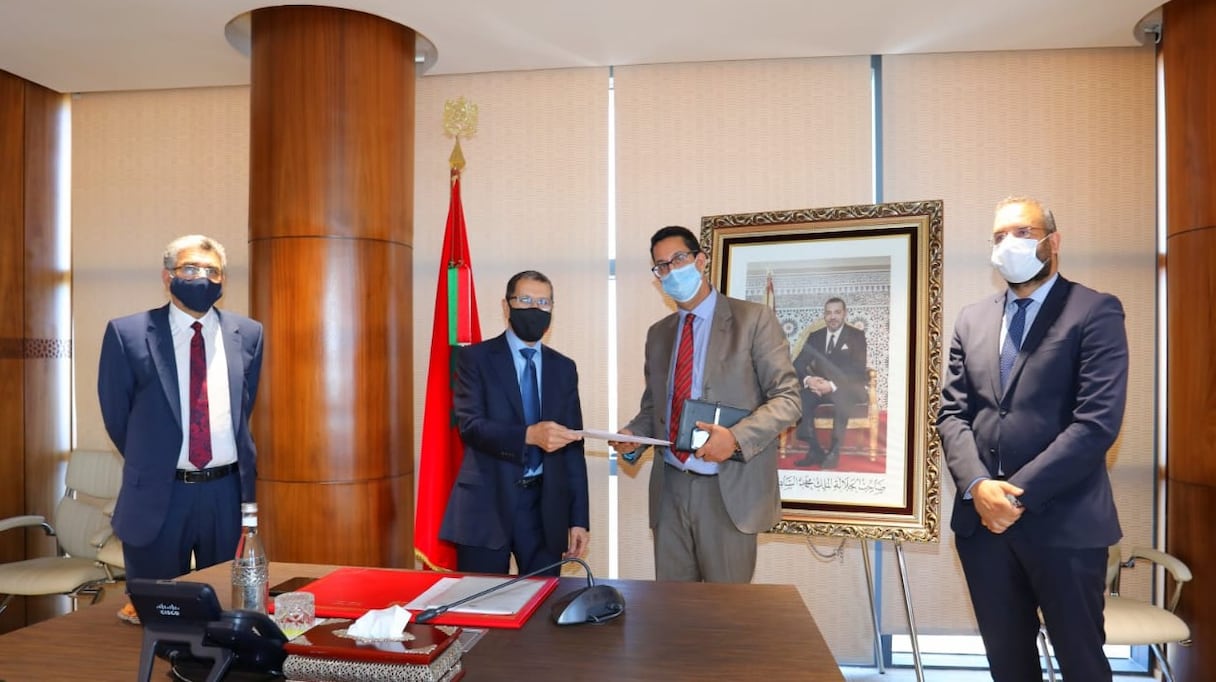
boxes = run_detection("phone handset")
[204,609,288,676]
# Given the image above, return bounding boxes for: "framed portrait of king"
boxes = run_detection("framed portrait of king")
[703,200,944,542]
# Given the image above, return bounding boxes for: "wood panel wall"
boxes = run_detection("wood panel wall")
[1163,0,1216,678]
[0,68,29,635]
[0,69,70,632]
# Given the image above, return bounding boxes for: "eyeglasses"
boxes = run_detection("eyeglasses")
[651,250,699,278]
[508,295,553,311]
[171,264,223,282]
[990,226,1047,246]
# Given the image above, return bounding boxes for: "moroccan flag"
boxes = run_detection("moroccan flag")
[414,167,481,571]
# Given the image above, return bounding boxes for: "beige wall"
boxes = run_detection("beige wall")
[613,56,879,658]
[73,86,251,451]
[880,47,1158,646]
[412,68,610,574]
[70,45,1157,666]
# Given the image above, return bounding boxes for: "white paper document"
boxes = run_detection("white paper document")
[406,576,547,615]
[575,428,671,446]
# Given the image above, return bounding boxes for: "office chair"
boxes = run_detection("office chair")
[94,498,126,571]
[0,449,125,615]
[1038,545,1192,682]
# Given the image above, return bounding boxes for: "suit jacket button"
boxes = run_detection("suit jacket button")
[999,409,1007,417]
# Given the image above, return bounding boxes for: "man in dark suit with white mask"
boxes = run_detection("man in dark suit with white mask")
[938,196,1128,681]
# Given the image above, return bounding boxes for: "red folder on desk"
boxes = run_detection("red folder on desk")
[300,567,558,629]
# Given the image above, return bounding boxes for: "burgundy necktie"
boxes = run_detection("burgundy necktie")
[669,313,695,463]
[188,321,212,469]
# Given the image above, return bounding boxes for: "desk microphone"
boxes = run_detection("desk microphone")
[413,557,625,626]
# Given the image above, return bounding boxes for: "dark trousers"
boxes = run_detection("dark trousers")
[455,485,561,576]
[798,382,867,452]
[122,474,242,580]
[956,528,1110,682]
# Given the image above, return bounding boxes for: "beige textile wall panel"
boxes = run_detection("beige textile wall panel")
[412,69,610,574]
[881,47,1157,638]
[614,57,876,661]
[73,87,251,452]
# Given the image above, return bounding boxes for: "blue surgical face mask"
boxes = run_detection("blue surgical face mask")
[660,261,703,303]
[170,276,223,313]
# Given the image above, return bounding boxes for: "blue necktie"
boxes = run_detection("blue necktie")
[519,348,542,473]
[999,299,1032,390]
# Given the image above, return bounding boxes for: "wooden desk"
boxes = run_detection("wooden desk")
[0,562,843,681]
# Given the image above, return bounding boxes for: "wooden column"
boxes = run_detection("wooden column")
[1163,0,1216,678]
[0,70,71,631]
[248,7,415,567]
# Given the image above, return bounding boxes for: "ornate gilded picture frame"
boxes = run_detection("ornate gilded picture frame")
[703,200,943,542]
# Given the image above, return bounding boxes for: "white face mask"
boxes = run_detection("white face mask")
[990,236,1046,284]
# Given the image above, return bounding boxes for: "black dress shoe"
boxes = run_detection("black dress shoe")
[795,451,824,467]
[821,449,840,469]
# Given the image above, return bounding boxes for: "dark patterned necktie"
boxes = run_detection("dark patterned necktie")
[520,348,542,472]
[669,313,695,463]
[1000,299,1032,390]
[188,321,212,469]
[827,331,838,355]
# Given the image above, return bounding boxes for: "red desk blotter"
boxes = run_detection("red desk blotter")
[299,567,558,629]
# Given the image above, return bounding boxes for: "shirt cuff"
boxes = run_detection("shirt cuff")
[964,476,989,500]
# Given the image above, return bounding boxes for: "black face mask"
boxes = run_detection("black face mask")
[170,277,223,314]
[509,307,551,343]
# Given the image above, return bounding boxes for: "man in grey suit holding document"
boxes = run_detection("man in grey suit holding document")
[611,226,800,583]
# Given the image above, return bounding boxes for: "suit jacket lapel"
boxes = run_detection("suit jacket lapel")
[1006,277,1072,392]
[147,304,183,427]
[490,334,527,422]
[217,310,245,432]
[979,293,1006,401]
[1019,277,1071,354]
[654,313,679,414]
[702,292,733,400]
[539,345,559,420]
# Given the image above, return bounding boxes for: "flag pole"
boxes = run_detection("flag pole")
[414,98,480,571]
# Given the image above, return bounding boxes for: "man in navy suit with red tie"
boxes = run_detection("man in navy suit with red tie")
[938,197,1128,681]
[440,271,589,576]
[99,235,264,621]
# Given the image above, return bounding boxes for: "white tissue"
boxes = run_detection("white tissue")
[346,605,412,639]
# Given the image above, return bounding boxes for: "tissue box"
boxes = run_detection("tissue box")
[282,649,463,682]
[282,620,464,682]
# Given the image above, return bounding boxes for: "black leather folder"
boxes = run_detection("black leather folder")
[674,399,749,452]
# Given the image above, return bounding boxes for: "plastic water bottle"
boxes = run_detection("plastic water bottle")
[231,502,269,613]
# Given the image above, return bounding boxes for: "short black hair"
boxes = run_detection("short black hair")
[506,270,552,299]
[825,297,846,311]
[649,225,701,259]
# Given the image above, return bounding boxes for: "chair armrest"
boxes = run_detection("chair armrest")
[1128,547,1193,583]
[0,515,53,535]
[91,526,116,549]
[1127,546,1192,613]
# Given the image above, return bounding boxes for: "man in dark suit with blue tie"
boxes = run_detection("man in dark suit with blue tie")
[98,235,264,620]
[440,271,589,576]
[793,297,868,469]
[938,197,1128,681]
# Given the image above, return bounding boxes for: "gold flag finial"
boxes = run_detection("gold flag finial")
[449,138,466,173]
[443,97,478,140]
[444,97,478,173]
